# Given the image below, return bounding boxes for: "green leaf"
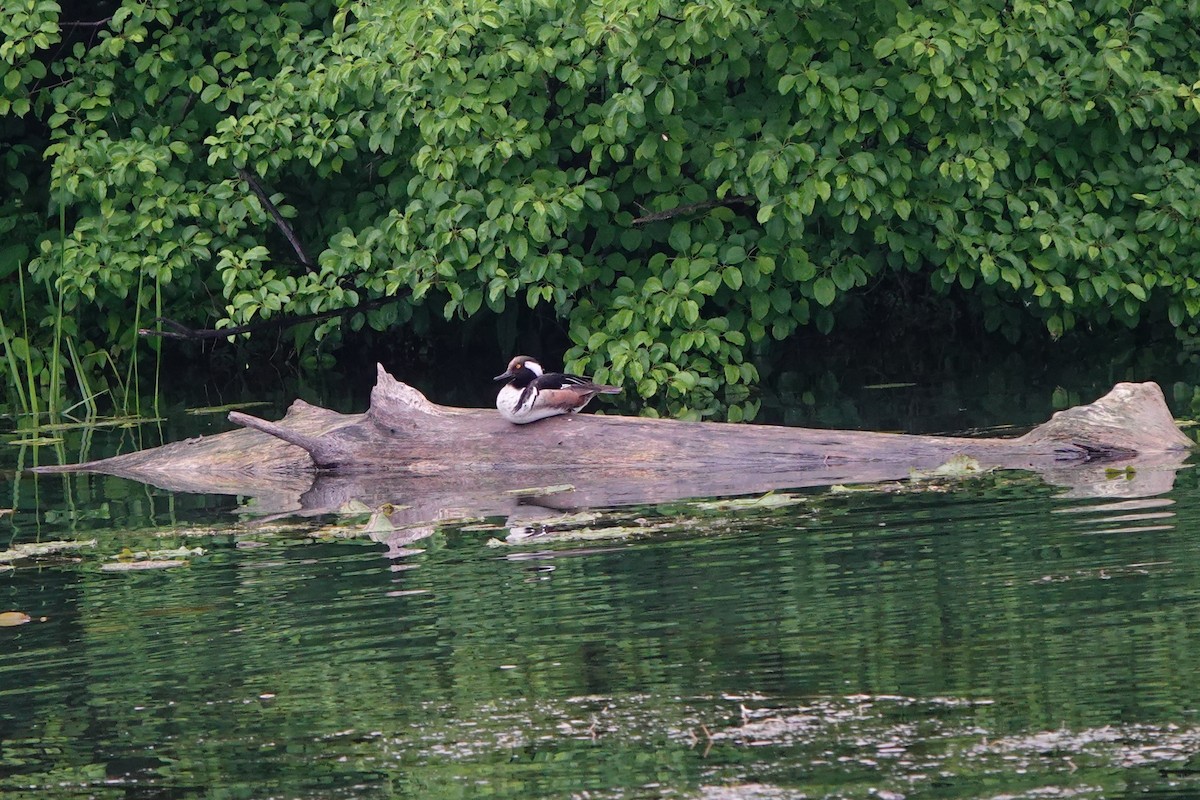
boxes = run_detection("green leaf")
[767,42,789,70]
[747,151,771,176]
[831,261,855,291]
[1047,314,1063,338]
[813,277,837,307]
[750,292,770,320]
[655,86,674,116]
[770,287,792,314]
[723,245,746,264]
[668,222,691,252]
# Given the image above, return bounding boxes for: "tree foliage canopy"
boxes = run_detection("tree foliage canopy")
[3,0,1200,416]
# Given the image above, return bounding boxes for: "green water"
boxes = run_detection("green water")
[4,366,1200,798]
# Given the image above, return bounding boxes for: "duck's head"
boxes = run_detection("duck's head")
[494,355,544,383]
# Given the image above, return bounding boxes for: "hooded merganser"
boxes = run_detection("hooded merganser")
[494,356,621,424]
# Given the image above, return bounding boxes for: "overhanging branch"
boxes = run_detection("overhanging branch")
[140,296,394,342]
[237,168,313,268]
[630,196,754,226]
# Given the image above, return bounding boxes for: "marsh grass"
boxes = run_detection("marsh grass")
[0,310,31,416]
[1,201,163,430]
[0,242,39,418]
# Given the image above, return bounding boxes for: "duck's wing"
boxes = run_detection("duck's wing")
[533,372,595,390]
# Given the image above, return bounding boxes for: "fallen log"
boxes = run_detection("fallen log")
[33,367,1195,520]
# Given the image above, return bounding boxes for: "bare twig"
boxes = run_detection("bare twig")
[139,296,394,341]
[62,17,113,27]
[629,196,754,225]
[237,169,313,268]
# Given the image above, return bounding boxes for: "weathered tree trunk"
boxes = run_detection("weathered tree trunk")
[34,366,1194,520]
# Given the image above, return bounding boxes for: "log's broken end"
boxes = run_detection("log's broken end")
[1019,381,1194,456]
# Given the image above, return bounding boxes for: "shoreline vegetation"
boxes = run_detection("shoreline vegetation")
[3,0,1200,422]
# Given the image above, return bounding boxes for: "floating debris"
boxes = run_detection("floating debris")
[830,482,907,494]
[34,414,164,431]
[503,484,576,497]
[689,492,806,512]
[186,401,271,415]
[5,436,64,446]
[909,454,986,480]
[0,539,97,563]
[101,560,189,572]
[112,546,204,562]
[0,611,32,627]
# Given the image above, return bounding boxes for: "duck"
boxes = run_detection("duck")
[493,355,621,424]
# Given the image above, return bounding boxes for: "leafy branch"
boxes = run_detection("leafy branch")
[630,196,755,226]
[237,169,313,269]
[140,297,394,341]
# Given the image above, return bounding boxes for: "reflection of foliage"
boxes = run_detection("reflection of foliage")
[760,337,1198,434]
[4,1,1200,415]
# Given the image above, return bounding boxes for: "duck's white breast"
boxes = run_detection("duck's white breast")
[496,385,569,424]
